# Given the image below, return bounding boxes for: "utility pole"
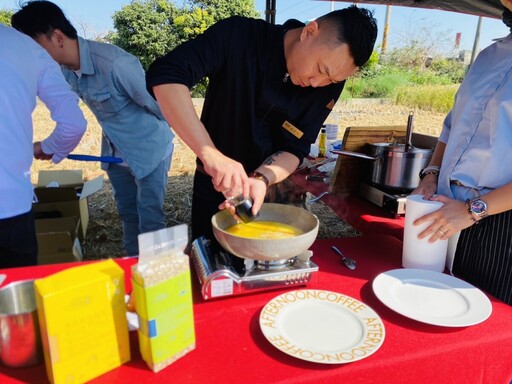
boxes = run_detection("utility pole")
[381,5,391,56]
[265,0,276,24]
[469,16,482,67]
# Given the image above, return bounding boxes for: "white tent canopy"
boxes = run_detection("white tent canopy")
[264,0,504,22]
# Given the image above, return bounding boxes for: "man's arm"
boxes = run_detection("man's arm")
[153,83,250,197]
[248,151,300,212]
[36,44,87,163]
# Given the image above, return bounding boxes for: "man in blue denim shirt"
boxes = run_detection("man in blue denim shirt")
[13,1,174,256]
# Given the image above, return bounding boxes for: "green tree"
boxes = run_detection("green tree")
[110,0,260,96]
[0,9,13,26]
[173,7,214,43]
[188,0,260,21]
[110,0,182,70]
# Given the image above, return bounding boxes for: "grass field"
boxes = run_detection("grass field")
[31,98,447,259]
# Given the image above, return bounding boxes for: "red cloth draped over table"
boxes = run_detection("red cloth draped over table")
[0,235,511,384]
[290,171,406,240]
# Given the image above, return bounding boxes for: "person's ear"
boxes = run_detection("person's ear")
[300,20,319,42]
[52,28,65,48]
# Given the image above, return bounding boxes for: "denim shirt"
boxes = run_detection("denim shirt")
[63,37,173,179]
[438,34,512,200]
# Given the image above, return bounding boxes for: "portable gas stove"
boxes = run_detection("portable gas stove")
[359,182,411,216]
[190,236,319,300]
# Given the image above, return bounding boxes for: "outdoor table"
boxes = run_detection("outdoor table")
[290,171,406,239]
[0,234,511,384]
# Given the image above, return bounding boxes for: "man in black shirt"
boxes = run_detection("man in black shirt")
[147,6,377,239]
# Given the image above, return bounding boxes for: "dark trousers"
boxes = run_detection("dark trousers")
[191,171,225,241]
[453,210,512,305]
[0,210,38,268]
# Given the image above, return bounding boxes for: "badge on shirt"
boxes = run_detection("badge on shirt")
[282,121,303,139]
[326,99,335,110]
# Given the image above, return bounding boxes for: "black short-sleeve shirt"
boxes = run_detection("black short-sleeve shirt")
[147,16,344,171]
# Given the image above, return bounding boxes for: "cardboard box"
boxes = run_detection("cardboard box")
[35,259,130,384]
[33,170,103,240]
[35,217,82,265]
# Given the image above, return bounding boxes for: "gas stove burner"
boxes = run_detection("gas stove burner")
[253,259,292,271]
[359,182,410,216]
[369,182,413,196]
[190,236,318,300]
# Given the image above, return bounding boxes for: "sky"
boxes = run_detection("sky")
[3,0,510,53]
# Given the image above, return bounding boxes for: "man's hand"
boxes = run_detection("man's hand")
[33,141,53,160]
[202,147,250,198]
[218,176,268,221]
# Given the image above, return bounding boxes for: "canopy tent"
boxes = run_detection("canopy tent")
[264,0,505,23]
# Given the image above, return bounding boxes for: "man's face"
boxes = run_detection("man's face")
[286,21,358,88]
[34,31,64,64]
[502,0,512,12]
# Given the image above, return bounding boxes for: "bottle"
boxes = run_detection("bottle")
[324,111,340,141]
[318,127,327,157]
[224,193,258,223]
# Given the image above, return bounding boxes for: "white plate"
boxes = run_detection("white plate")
[372,269,492,327]
[259,290,385,364]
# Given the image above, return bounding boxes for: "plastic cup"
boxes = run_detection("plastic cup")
[324,124,339,141]
[309,144,319,158]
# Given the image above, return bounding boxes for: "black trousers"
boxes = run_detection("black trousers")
[0,210,38,268]
[453,210,512,305]
[191,171,225,241]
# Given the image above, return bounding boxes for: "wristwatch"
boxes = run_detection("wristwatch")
[465,197,488,222]
[248,171,270,188]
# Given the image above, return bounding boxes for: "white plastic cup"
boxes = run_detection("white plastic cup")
[402,194,448,272]
[324,124,339,141]
[309,144,319,158]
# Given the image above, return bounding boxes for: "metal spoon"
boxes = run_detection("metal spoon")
[331,246,357,270]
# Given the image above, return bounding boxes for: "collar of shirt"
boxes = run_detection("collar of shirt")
[76,36,95,76]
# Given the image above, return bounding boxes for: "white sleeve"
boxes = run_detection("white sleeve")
[36,47,87,163]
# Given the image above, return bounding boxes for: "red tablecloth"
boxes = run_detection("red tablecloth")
[291,172,405,240]
[0,235,511,384]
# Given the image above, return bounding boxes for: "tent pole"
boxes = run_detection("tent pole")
[469,16,482,67]
[381,5,391,55]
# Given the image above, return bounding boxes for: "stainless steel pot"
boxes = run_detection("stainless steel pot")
[332,143,433,190]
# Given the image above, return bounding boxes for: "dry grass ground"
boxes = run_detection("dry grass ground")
[32,99,446,259]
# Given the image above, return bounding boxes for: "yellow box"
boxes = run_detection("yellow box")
[132,258,195,372]
[35,260,130,384]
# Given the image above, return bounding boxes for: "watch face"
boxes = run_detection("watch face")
[470,200,487,214]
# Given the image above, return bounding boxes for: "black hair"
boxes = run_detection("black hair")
[503,7,512,32]
[317,5,378,67]
[11,0,78,39]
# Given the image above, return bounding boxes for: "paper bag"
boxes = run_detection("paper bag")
[132,224,195,372]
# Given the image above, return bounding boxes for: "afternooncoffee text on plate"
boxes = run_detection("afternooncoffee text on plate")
[260,290,384,363]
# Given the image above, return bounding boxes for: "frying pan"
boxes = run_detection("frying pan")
[212,203,319,261]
